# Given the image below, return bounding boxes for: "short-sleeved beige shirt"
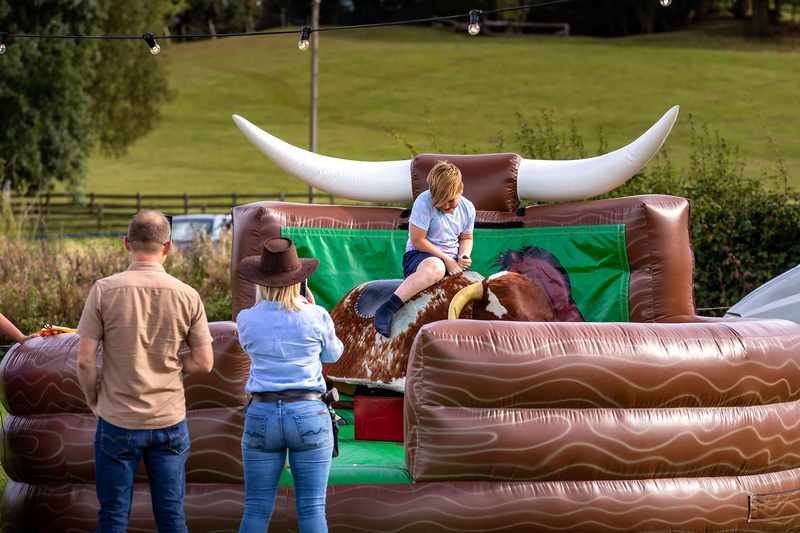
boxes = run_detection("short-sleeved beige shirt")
[78,261,213,429]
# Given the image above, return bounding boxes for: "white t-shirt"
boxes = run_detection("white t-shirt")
[405,191,476,257]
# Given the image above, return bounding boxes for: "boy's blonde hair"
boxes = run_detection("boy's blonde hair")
[254,283,302,312]
[426,161,463,210]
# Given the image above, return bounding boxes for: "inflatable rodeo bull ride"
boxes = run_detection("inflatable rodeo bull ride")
[5,106,800,531]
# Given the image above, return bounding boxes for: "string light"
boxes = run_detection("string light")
[0,1,672,54]
[468,10,482,36]
[142,32,161,55]
[298,26,311,51]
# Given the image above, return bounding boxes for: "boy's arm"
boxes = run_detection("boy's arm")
[410,225,462,274]
[458,233,474,267]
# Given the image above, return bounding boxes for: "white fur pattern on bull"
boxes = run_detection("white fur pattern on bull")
[324,271,558,389]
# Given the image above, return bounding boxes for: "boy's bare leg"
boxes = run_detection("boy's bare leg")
[375,258,446,337]
[394,258,446,302]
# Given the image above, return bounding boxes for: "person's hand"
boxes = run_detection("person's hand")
[17,332,38,345]
[458,255,472,269]
[444,257,463,275]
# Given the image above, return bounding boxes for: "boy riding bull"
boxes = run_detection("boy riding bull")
[374,161,475,337]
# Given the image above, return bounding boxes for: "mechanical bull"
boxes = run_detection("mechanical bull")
[324,269,566,389]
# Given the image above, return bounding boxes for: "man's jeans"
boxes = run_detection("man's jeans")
[239,400,333,533]
[95,417,190,533]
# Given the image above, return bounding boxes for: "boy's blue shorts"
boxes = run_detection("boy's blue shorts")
[402,250,448,278]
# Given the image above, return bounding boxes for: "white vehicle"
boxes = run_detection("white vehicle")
[170,214,231,249]
[725,264,800,323]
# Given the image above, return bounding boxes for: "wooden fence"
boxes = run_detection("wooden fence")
[4,191,338,237]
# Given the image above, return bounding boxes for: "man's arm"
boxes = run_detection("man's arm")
[181,294,214,374]
[77,337,100,410]
[182,343,214,374]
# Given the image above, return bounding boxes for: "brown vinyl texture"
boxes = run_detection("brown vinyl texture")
[406,319,800,482]
[7,473,800,532]
[410,153,521,212]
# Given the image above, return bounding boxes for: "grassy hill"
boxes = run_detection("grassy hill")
[85,25,800,195]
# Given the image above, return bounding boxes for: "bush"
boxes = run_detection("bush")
[0,229,232,336]
[503,111,800,313]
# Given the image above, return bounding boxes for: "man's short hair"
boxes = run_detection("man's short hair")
[127,210,171,253]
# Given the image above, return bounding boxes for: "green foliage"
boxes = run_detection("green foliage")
[0,231,232,336]
[505,111,800,312]
[0,0,170,192]
[0,1,102,192]
[90,0,172,158]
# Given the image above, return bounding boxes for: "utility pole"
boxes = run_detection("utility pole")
[309,0,321,203]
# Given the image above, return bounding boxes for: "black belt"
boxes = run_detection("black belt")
[251,390,323,403]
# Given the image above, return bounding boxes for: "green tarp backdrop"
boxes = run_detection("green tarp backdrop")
[282,225,630,322]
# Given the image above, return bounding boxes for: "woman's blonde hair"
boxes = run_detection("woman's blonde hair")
[427,161,463,210]
[254,283,303,312]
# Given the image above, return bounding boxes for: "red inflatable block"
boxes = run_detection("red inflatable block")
[354,395,404,442]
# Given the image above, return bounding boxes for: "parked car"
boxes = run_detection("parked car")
[170,214,231,251]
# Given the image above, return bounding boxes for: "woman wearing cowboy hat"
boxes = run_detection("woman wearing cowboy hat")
[236,237,344,533]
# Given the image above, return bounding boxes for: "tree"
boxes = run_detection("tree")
[90,0,171,158]
[0,0,171,192]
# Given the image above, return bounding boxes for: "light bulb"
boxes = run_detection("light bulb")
[660,0,672,6]
[467,10,481,36]
[142,33,161,56]
[299,26,311,51]
[0,43,6,55]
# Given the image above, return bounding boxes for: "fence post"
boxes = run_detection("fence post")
[279,192,285,202]
[136,192,142,212]
[183,193,189,214]
[97,207,103,231]
[89,193,95,209]
[232,192,238,209]
[329,194,334,204]
[308,188,314,204]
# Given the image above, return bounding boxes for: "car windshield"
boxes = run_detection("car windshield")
[172,220,213,242]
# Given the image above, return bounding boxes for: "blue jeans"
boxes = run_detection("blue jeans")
[94,418,190,533]
[239,399,333,533]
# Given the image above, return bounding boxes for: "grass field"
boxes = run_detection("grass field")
[84,23,800,195]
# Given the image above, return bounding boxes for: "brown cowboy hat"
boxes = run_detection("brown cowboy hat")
[238,237,319,288]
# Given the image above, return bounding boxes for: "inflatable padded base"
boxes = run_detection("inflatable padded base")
[279,409,410,486]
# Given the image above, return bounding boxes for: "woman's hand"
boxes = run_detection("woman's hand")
[458,255,472,269]
[444,257,463,275]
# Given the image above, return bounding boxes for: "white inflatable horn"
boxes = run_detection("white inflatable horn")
[233,106,679,203]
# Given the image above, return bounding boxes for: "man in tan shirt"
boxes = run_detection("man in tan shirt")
[77,210,214,533]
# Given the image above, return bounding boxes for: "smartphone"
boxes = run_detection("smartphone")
[300,279,308,297]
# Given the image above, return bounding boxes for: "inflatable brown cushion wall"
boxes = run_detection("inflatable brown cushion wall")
[404,319,800,531]
[0,322,250,531]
